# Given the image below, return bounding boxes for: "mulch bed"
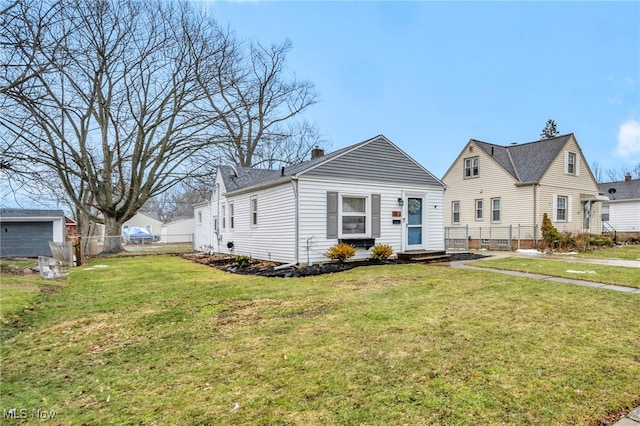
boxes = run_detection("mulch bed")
[181,252,489,278]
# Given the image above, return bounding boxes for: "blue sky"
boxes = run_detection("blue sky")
[204,0,640,179]
[2,1,638,210]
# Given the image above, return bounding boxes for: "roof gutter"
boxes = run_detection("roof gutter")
[225,176,294,197]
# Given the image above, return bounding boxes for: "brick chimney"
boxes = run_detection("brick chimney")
[311,146,324,159]
[625,172,632,182]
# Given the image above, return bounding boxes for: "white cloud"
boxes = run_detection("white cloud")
[615,120,640,160]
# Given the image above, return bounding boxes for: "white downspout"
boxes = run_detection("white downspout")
[292,177,299,264]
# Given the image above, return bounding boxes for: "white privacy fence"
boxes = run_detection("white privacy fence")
[445,225,540,252]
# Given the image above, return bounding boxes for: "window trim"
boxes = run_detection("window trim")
[229,203,235,229]
[452,201,460,224]
[221,205,226,229]
[464,156,479,178]
[475,199,483,221]
[250,196,258,227]
[556,195,567,221]
[338,194,370,238]
[491,198,501,223]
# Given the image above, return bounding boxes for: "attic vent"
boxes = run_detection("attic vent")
[469,146,473,152]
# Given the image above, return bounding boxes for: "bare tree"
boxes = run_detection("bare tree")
[143,178,211,223]
[1,0,322,254]
[196,38,320,168]
[1,0,222,252]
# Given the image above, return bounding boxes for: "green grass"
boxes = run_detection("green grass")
[1,255,639,425]
[572,244,640,261]
[472,257,640,288]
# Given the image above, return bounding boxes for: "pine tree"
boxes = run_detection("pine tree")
[540,119,560,139]
[541,212,560,249]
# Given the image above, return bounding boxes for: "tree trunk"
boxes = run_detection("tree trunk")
[102,216,124,253]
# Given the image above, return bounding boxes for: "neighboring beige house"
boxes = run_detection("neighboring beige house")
[122,212,163,239]
[442,134,607,249]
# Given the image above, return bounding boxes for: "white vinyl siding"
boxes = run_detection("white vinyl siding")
[605,200,640,232]
[299,178,444,263]
[218,183,296,263]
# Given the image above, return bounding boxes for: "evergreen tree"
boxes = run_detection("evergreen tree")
[540,119,560,139]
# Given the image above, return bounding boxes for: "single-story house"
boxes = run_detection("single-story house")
[442,134,607,249]
[599,174,640,233]
[160,217,195,243]
[0,209,66,257]
[195,135,446,264]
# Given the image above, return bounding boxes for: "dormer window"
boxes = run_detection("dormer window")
[464,156,479,178]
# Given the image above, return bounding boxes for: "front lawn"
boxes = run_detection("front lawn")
[472,257,640,288]
[1,256,639,425]
[573,244,640,261]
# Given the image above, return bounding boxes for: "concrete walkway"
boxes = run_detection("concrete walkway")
[450,251,640,425]
[450,251,640,294]
[613,407,640,426]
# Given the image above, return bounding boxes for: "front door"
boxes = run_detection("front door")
[406,197,425,249]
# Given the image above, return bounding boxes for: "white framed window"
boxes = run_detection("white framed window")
[491,198,501,222]
[197,212,202,224]
[552,194,572,222]
[564,151,579,176]
[464,156,479,178]
[475,199,483,220]
[340,195,368,236]
[221,205,226,229]
[251,196,258,227]
[452,201,460,224]
[229,203,234,229]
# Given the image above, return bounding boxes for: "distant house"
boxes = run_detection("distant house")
[194,135,446,264]
[0,209,66,257]
[122,212,163,240]
[599,174,640,233]
[442,134,607,249]
[160,217,195,243]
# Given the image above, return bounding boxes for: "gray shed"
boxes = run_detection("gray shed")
[0,209,66,258]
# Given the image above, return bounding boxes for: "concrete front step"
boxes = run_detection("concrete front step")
[397,250,450,263]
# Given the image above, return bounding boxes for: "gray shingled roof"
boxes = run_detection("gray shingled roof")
[1,208,65,218]
[598,179,640,201]
[217,135,385,193]
[474,134,572,183]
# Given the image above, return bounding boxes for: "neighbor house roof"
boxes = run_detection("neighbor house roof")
[472,134,572,183]
[598,179,640,201]
[1,208,65,218]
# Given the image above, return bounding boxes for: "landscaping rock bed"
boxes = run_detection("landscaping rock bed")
[181,251,489,278]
